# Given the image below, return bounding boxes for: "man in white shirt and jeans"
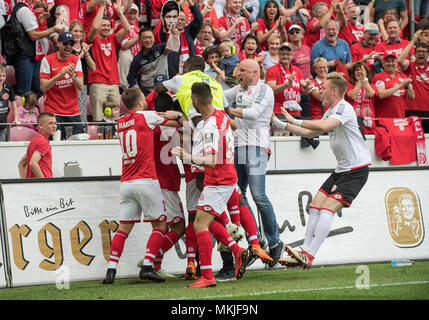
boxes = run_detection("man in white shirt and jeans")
[224,59,284,268]
[276,72,371,270]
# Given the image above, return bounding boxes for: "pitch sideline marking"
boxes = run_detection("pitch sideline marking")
[174,280,429,300]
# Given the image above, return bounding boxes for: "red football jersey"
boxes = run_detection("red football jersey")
[338,22,364,47]
[218,14,251,53]
[373,71,408,118]
[403,61,429,112]
[88,33,120,85]
[117,110,167,182]
[202,109,237,186]
[26,134,52,178]
[39,53,83,116]
[82,2,119,37]
[306,18,326,48]
[376,39,415,60]
[154,126,181,191]
[265,63,304,116]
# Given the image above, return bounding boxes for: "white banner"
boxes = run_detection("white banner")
[0,169,428,287]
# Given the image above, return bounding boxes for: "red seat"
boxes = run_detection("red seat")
[6,65,16,86]
[9,126,38,141]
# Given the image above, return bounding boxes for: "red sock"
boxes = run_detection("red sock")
[154,230,180,272]
[196,231,214,280]
[108,229,128,269]
[227,189,241,226]
[143,228,165,266]
[209,220,240,256]
[240,205,259,245]
[185,222,197,263]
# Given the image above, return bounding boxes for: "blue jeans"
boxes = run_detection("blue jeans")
[55,114,84,140]
[11,57,42,97]
[234,146,280,247]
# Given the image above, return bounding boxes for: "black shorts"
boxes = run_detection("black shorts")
[319,166,369,207]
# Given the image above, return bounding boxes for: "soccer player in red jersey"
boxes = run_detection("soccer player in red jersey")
[102,87,181,284]
[18,112,57,179]
[172,82,249,288]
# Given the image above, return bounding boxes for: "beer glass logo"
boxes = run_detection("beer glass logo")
[385,187,424,247]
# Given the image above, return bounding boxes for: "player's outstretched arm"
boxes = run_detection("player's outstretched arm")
[171,147,216,168]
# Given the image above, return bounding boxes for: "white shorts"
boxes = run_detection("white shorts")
[161,189,185,224]
[197,185,235,218]
[119,179,166,223]
[186,178,202,214]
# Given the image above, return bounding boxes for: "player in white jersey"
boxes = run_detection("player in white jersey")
[275,72,371,269]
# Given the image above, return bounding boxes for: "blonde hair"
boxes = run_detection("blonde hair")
[267,35,281,45]
[326,72,348,96]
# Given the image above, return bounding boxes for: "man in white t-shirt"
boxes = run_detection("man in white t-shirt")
[276,72,371,270]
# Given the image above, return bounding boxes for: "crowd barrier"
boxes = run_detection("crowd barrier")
[0,166,428,288]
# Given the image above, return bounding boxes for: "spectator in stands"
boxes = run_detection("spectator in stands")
[260,35,280,72]
[337,2,365,47]
[118,3,141,90]
[0,64,19,141]
[7,0,65,97]
[195,22,215,57]
[398,31,429,132]
[127,27,179,96]
[69,20,96,123]
[377,7,401,41]
[100,99,119,139]
[289,24,311,118]
[202,45,229,90]
[306,1,333,48]
[219,39,241,87]
[18,112,56,178]
[218,0,251,52]
[373,51,415,118]
[82,0,132,36]
[255,0,288,52]
[370,0,408,30]
[376,19,414,61]
[18,91,40,131]
[310,19,352,71]
[87,0,130,122]
[417,21,429,44]
[52,1,80,24]
[346,62,377,134]
[266,42,311,123]
[198,0,220,39]
[238,34,265,73]
[40,32,84,140]
[350,23,381,73]
[308,57,329,119]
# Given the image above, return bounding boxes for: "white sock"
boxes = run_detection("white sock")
[307,208,335,257]
[301,207,321,252]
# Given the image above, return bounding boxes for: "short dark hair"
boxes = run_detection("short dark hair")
[154,93,174,112]
[183,56,206,73]
[122,88,143,110]
[240,33,259,51]
[139,26,153,37]
[202,46,220,62]
[415,42,428,51]
[191,82,212,106]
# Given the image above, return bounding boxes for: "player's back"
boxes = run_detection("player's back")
[117,110,167,182]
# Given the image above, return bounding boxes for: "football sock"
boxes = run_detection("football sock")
[185,222,197,263]
[154,229,181,272]
[227,190,241,226]
[302,207,321,252]
[196,231,214,280]
[239,205,259,245]
[143,228,165,267]
[108,229,128,269]
[209,220,240,256]
[308,208,335,256]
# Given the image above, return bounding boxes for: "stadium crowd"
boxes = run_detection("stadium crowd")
[1,0,429,287]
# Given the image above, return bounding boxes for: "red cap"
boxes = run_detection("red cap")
[383,51,398,59]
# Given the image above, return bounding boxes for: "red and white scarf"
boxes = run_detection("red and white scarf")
[408,116,428,166]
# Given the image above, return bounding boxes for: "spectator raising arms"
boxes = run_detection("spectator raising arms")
[308,57,330,120]
[255,0,287,52]
[87,0,131,122]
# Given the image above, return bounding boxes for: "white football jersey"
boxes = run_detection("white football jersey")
[322,99,371,172]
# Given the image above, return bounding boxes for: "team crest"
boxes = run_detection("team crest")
[385,187,424,248]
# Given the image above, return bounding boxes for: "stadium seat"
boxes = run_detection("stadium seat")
[38,95,45,113]
[87,125,98,140]
[86,96,92,119]
[9,126,38,141]
[120,99,127,114]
